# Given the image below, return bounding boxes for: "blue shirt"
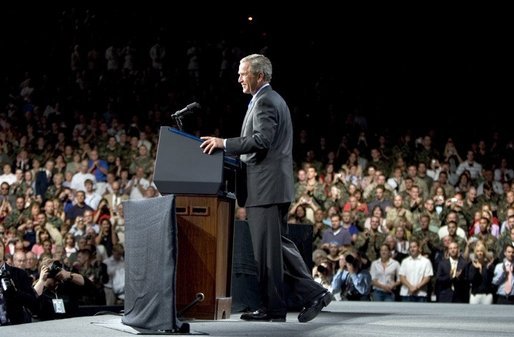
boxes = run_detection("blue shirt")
[331,268,372,297]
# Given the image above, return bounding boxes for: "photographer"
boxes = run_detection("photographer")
[331,251,372,301]
[0,239,37,325]
[32,258,94,321]
[312,260,333,291]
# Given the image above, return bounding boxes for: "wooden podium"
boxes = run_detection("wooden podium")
[153,127,239,320]
[175,195,234,319]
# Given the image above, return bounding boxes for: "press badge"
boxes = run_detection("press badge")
[52,298,66,313]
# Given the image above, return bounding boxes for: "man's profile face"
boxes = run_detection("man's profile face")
[238,62,260,95]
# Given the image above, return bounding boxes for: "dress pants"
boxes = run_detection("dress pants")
[246,203,325,315]
[496,295,514,305]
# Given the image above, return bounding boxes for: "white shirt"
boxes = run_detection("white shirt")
[399,254,434,297]
[370,258,400,290]
[0,173,16,186]
[103,256,125,289]
[128,178,150,200]
[70,172,96,192]
[438,225,467,240]
[85,192,102,210]
[456,161,482,181]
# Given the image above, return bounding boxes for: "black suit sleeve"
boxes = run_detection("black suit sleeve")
[5,267,38,324]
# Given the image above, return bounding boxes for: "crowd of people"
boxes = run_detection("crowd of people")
[296,134,514,304]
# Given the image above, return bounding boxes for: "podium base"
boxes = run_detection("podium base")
[93,318,205,335]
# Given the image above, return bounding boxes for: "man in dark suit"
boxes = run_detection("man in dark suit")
[0,240,37,325]
[435,241,469,303]
[201,54,331,322]
[35,159,55,201]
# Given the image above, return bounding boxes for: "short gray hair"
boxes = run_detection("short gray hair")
[240,54,272,82]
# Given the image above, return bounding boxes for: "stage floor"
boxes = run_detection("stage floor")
[3,301,514,337]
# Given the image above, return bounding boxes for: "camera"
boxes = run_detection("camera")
[47,261,63,279]
[0,268,17,293]
[317,264,328,274]
[345,254,355,265]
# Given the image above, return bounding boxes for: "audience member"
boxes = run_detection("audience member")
[0,239,37,325]
[33,258,93,320]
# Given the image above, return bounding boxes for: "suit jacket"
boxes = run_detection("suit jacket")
[35,170,53,198]
[103,192,129,211]
[2,264,37,324]
[435,256,469,303]
[225,85,294,207]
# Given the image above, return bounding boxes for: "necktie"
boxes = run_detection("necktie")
[451,259,457,278]
[248,97,255,109]
[450,259,457,291]
[241,98,255,138]
[505,264,513,295]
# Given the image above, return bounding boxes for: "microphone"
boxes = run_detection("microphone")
[171,102,201,118]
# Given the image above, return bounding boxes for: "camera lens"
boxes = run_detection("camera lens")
[48,261,63,278]
[345,254,355,264]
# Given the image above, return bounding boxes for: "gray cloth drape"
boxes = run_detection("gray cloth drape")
[121,194,183,331]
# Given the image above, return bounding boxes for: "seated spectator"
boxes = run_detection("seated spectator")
[320,213,353,252]
[312,259,333,292]
[342,195,368,229]
[75,247,108,305]
[288,199,315,225]
[363,205,388,234]
[103,243,125,305]
[0,239,37,325]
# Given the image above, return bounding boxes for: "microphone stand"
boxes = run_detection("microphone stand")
[174,116,184,131]
[171,102,200,131]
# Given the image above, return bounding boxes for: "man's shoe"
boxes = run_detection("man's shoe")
[240,309,286,322]
[297,290,332,323]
